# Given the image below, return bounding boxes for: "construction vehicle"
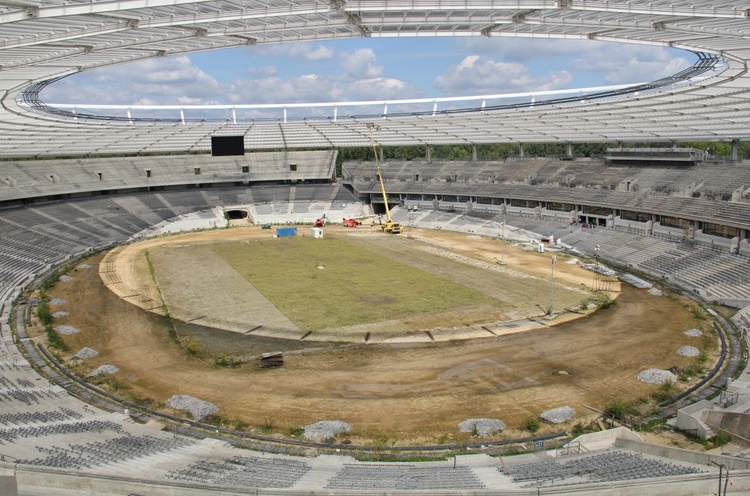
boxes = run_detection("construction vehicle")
[342,218,361,227]
[313,218,325,228]
[367,123,401,234]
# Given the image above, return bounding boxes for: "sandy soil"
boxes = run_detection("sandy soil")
[43,227,716,445]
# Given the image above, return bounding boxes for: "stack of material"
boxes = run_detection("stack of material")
[259,352,284,368]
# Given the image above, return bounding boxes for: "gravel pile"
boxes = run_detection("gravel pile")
[581,264,616,276]
[91,364,119,376]
[458,418,506,437]
[52,311,69,318]
[677,345,700,357]
[77,264,92,269]
[539,406,576,424]
[167,395,219,421]
[72,347,98,360]
[684,328,703,337]
[49,298,67,306]
[302,420,351,441]
[54,325,80,335]
[637,369,677,385]
[58,275,74,282]
[647,287,665,296]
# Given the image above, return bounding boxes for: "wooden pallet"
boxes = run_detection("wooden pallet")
[259,352,284,368]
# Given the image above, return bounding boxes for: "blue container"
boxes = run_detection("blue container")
[276,227,298,237]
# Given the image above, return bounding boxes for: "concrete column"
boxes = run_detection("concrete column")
[731,139,739,161]
[472,145,477,161]
[379,146,384,163]
[567,143,573,158]
[519,143,525,158]
[426,146,431,164]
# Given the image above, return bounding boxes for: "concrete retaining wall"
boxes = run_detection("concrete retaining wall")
[706,412,750,447]
[615,438,750,471]
[676,399,714,439]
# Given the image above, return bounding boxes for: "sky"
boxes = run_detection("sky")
[40,37,694,119]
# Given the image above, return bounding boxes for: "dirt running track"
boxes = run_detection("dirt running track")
[46,227,713,445]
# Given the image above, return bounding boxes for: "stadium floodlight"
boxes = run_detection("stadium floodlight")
[499,220,506,265]
[549,255,557,317]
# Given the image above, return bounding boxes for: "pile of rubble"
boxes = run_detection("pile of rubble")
[72,347,98,360]
[54,325,79,335]
[458,418,506,437]
[167,395,219,421]
[540,406,576,424]
[302,420,351,441]
[677,345,700,357]
[91,364,119,376]
[637,369,677,385]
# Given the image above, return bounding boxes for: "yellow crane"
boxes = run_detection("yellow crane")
[368,123,401,234]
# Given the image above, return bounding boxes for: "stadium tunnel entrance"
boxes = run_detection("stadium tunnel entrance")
[224,209,249,220]
[370,202,401,215]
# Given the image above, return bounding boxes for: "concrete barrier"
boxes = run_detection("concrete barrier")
[615,438,750,471]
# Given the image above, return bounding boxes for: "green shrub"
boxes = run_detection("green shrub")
[260,416,275,433]
[213,353,241,368]
[202,414,226,427]
[690,305,706,320]
[598,294,616,309]
[605,400,629,418]
[90,373,129,392]
[653,379,678,403]
[230,419,248,431]
[37,300,53,326]
[709,430,731,448]
[682,362,705,378]
[524,417,540,433]
[44,324,68,351]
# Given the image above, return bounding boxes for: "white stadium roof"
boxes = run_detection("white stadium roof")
[1,1,750,157]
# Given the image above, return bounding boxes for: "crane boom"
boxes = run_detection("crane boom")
[368,124,401,234]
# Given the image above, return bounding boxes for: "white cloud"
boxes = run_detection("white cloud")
[225,73,340,104]
[40,45,423,107]
[434,55,573,95]
[459,37,595,61]
[452,37,691,89]
[253,43,335,61]
[41,55,222,104]
[246,66,278,78]
[340,48,383,79]
[570,44,691,84]
[347,78,421,101]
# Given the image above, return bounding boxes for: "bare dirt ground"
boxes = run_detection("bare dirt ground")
[42,226,716,446]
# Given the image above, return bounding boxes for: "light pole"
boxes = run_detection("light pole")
[549,255,556,316]
[500,220,506,265]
